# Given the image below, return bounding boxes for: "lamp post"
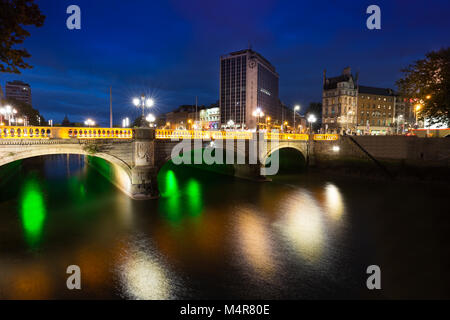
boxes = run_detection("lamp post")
[227,119,235,130]
[307,114,317,133]
[306,114,317,167]
[1,105,18,126]
[414,104,422,128]
[294,105,300,133]
[146,114,156,128]
[252,108,264,132]
[133,94,154,127]
[85,119,95,128]
[346,110,353,134]
[265,116,271,130]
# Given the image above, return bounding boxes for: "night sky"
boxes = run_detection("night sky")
[1,0,450,126]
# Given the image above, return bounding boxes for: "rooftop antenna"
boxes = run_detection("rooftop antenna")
[248,41,252,51]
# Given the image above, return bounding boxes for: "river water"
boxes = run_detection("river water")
[0,155,449,299]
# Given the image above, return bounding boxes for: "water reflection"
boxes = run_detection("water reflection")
[324,183,345,220]
[116,242,171,300]
[186,179,202,217]
[20,177,47,248]
[236,208,276,278]
[158,168,204,223]
[277,192,325,262]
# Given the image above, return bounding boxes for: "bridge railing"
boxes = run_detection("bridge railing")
[0,126,339,141]
[313,134,339,141]
[156,130,315,141]
[0,126,133,139]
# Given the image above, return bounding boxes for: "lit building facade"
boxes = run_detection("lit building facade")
[5,80,32,105]
[199,106,220,129]
[220,49,280,129]
[356,86,395,135]
[322,67,358,134]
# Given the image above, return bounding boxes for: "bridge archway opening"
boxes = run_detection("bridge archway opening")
[264,147,307,175]
[0,152,132,198]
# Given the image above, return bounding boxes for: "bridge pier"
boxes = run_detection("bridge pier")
[130,128,159,200]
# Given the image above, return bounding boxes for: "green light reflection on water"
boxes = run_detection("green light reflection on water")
[186,179,202,217]
[159,169,181,222]
[20,178,47,248]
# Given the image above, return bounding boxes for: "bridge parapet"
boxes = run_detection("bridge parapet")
[0,126,133,139]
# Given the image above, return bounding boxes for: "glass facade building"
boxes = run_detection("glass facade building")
[220,49,279,129]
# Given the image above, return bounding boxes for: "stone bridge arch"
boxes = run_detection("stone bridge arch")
[260,141,308,167]
[0,142,135,198]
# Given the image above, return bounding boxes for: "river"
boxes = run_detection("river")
[0,155,448,299]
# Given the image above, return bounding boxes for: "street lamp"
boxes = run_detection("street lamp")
[307,114,317,133]
[122,117,130,128]
[415,104,422,127]
[146,114,156,127]
[252,108,264,131]
[294,105,300,133]
[1,105,17,126]
[85,119,95,127]
[133,94,155,126]
[346,110,353,134]
[227,119,235,130]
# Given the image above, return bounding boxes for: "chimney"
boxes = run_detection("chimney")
[323,69,327,85]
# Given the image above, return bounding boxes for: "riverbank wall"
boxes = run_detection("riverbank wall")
[312,136,450,182]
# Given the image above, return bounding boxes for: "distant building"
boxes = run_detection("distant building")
[220,49,280,129]
[5,80,32,105]
[164,105,204,130]
[356,86,396,135]
[322,67,409,135]
[394,96,414,133]
[199,103,220,129]
[322,67,358,134]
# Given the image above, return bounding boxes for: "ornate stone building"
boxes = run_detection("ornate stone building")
[322,67,358,134]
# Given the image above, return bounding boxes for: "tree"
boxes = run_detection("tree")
[0,0,45,73]
[396,47,450,127]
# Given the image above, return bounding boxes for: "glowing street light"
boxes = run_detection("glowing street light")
[253,108,264,131]
[133,94,155,126]
[414,104,422,126]
[294,105,300,133]
[307,114,317,133]
[146,113,156,127]
[227,119,235,129]
[85,119,95,127]
[0,105,17,126]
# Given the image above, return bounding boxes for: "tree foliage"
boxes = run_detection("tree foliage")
[397,47,450,127]
[0,0,45,73]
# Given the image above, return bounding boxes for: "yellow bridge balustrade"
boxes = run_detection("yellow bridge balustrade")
[0,126,133,139]
[0,126,338,141]
[155,130,314,141]
[313,134,339,141]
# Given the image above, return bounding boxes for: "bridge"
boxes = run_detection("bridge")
[0,126,338,199]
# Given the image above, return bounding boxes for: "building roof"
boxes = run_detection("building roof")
[358,85,395,96]
[323,74,354,90]
[222,49,276,73]
[6,80,30,87]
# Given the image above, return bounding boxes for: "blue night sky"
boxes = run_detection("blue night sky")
[1,0,450,126]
